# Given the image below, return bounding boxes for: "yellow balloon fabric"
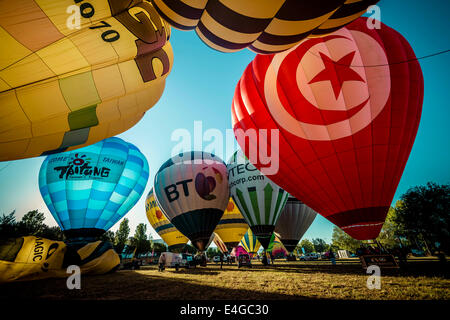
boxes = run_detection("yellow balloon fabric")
[145,188,189,252]
[76,240,120,275]
[0,236,120,283]
[0,236,67,283]
[214,198,248,250]
[152,0,378,53]
[0,0,173,161]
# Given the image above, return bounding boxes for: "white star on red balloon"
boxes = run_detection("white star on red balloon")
[309,51,365,99]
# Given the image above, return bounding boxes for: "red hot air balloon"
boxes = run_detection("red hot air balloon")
[232,17,424,240]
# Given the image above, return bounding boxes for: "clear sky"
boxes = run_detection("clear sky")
[0,0,449,244]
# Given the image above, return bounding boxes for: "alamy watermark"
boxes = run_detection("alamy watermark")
[366,265,381,290]
[66,265,81,290]
[170,121,280,175]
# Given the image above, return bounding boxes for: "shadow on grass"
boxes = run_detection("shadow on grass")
[0,270,320,300]
[204,260,449,279]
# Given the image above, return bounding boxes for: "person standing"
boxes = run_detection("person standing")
[158,253,166,272]
[329,248,336,266]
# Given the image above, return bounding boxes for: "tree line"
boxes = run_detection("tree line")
[297,182,449,256]
[1,182,448,256]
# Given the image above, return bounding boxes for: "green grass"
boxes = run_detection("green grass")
[1,258,448,300]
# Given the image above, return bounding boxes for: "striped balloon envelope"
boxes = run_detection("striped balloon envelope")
[213,232,228,254]
[145,188,189,252]
[154,151,229,252]
[239,228,261,257]
[228,149,289,250]
[213,198,248,252]
[39,137,149,241]
[275,196,317,253]
[0,0,173,161]
[231,17,424,240]
[152,0,379,54]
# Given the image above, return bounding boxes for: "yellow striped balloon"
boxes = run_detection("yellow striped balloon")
[239,227,261,255]
[152,0,379,54]
[0,0,173,161]
[214,198,248,251]
[145,188,189,252]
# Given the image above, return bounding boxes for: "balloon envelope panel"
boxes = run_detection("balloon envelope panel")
[0,0,173,161]
[240,228,261,255]
[227,149,289,249]
[145,188,189,251]
[232,18,423,240]
[152,0,379,54]
[39,137,149,239]
[214,198,248,250]
[154,151,229,251]
[275,197,317,253]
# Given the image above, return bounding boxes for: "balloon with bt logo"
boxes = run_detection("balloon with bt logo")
[154,151,229,251]
[232,17,424,240]
[145,188,189,252]
[0,0,173,161]
[39,137,149,242]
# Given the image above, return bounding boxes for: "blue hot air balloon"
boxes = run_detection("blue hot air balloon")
[39,137,149,242]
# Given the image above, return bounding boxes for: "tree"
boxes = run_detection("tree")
[331,227,361,252]
[19,210,46,235]
[206,247,219,259]
[152,242,167,254]
[312,238,329,253]
[1,210,64,240]
[114,218,130,253]
[299,239,314,254]
[0,211,17,239]
[393,182,450,255]
[39,225,64,241]
[375,206,406,249]
[131,223,151,255]
[101,230,115,243]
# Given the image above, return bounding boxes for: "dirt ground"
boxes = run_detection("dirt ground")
[1,257,448,300]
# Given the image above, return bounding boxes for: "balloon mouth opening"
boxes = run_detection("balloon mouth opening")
[250,225,275,250]
[326,206,389,240]
[168,244,188,253]
[280,239,300,253]
[341,222,385,241]
[63,228,105,244]
[192,238,212,252]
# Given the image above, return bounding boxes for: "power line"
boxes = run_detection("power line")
[308,49,450,68]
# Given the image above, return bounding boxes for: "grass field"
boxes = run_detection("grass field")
[1,257,448,300]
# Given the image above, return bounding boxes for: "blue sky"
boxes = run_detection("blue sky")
[0,0,449,244]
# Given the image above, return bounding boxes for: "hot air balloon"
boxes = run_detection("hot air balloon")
[232,17,424,240]
[152,0,379,54]
[267,233,287,258]
[213,232,229,254]
[239,228,261,257]
[0,1,173,161]
[275,196,317,253]
[228,149,289,250]
[154,151,229,251]
[214,198,249,252]
[145,188,189,252]
[39,137,149,243]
